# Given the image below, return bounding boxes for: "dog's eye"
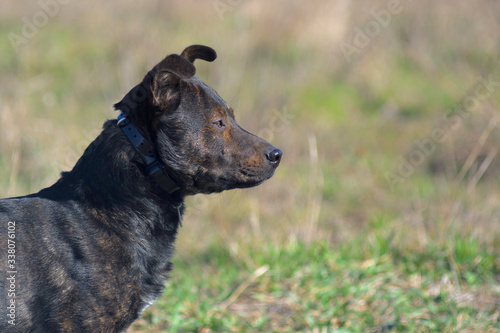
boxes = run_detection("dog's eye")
[212,120,225,129]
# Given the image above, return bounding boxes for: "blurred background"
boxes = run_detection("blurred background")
[1,1,499,331]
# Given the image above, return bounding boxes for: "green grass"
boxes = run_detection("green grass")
[133,236,499,332]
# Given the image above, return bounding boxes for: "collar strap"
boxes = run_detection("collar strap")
[117,112,179,194]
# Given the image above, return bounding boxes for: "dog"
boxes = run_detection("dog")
[0,45,282,332]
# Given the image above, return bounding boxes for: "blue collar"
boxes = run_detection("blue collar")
[117,112,179,194]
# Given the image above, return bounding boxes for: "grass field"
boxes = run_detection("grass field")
[1,1,499,332]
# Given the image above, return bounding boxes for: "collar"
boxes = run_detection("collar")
[117,112,179,194]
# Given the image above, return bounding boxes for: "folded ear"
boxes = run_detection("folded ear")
[181,45,217,63]
[115,47,217,113]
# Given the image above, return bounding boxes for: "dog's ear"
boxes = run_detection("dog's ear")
[181,45,217,63]
[156,54,196,79]
[152,70,181,108]
[151,54,197,108]
[115,47,217,113]
[151,46,216,108]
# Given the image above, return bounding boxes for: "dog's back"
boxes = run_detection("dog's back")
[1,194,102,331]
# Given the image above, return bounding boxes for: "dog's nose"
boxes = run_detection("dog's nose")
[266,148,282,164]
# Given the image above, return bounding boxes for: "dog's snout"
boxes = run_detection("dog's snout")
[266,148,282,164]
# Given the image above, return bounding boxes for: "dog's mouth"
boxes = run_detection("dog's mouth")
[190,167,275,194]
[221,177,265,189]
[221,167,276,190]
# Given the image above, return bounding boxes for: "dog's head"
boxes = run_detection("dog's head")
[114,45,282,195]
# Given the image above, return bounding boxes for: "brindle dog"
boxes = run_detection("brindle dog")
[0,45,282,332]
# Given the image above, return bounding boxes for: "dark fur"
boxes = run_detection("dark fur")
[0,45,281,332]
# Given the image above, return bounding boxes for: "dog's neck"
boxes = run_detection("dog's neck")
[41,120,185,229]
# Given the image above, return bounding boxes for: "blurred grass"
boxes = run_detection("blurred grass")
[1,0,500,332]
[136,236,498,332]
